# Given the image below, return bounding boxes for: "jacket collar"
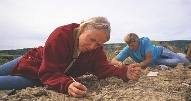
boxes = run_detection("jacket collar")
[72,28,81,58]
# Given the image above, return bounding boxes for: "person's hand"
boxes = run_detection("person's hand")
[117,62,125,67]
[68,82,87,97]
[114,62,125,67]
[126,64,142,81]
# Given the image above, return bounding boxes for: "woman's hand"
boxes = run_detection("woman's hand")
[68,82,87,97]
[126,64,142,81]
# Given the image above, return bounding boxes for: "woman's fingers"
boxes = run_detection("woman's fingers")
[130,66,141,80]
[68,82,87,97]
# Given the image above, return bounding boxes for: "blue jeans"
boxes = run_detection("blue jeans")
[155,47,190,67]
[0,56,43,90]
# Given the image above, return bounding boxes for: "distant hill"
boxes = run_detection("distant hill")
[0,48,32,55]
[0,40,191,55]
[0,40,191,65]
[0,48,32,65]
[103,40,191,53]
[160,40,191,50]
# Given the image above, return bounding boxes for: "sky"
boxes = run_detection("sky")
[0,0,191,50]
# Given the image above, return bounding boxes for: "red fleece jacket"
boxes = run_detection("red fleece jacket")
[10,23,129,93]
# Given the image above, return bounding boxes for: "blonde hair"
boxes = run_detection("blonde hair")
[124,33,139,44]
[78,16,111,41]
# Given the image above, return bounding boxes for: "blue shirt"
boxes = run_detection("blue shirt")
[116,37,162,65]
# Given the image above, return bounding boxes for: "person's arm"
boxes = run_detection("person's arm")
[139,51,152,69]
[111,46,129,67]
[89,46,141,82]
[111,57,125,67]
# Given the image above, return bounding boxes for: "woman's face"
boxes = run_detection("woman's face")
[78,29,107,52]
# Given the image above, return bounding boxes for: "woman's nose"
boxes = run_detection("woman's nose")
[90,43,97,50]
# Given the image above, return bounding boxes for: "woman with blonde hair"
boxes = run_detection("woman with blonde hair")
[0,17,141,98]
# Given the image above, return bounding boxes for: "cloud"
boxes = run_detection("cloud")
[0,0,191,49]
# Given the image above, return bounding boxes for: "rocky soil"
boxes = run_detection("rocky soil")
[0,63,191,101]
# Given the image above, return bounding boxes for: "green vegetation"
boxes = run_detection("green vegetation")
[0,48,32,65]
[0,48,32,55]
[162,40,191,50]
[152,41,162,46]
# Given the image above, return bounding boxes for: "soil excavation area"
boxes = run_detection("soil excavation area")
[1,63,191,101]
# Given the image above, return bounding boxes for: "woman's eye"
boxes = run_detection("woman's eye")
[96,43,101,47]
[89,34,101,47]
[90,37,95,42]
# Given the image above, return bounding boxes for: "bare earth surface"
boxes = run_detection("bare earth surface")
[1,63,191,101]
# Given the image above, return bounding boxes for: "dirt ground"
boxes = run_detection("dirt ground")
[0,63,191,101]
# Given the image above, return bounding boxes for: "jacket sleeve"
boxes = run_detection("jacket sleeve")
[90,46,129,81]
[38,26,74,94]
